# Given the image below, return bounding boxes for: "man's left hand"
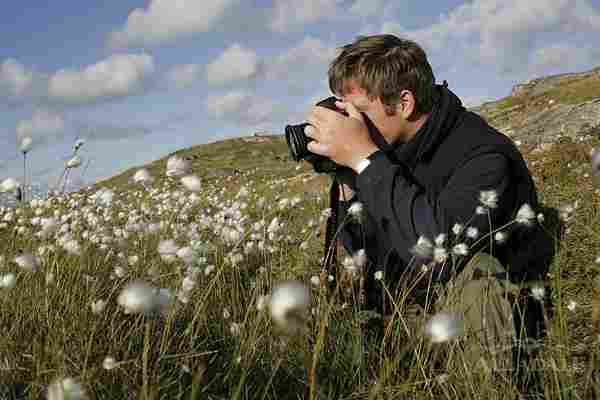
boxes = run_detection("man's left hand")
[305,101,379,173]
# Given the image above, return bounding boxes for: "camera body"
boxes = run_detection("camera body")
[285,96,349,173]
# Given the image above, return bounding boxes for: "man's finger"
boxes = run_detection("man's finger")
[307,141,329,156]
[337,101,364,122]
[304,124,318,138]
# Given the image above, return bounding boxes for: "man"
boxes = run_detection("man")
[305,34,554,383]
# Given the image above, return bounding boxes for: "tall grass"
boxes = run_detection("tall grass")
[0,135,599,399]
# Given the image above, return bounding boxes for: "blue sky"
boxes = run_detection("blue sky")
[2,0,600,192]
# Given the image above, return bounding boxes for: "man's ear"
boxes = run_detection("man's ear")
[397,89,417,121]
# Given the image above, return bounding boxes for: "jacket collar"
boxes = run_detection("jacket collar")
[365,81,465,170]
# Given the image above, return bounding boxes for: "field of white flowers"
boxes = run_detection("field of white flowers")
[1,134,599,399]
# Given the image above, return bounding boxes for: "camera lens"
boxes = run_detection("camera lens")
[285,123,312,161]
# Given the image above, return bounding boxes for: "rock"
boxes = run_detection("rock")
[483,98,600,144]
[481,65,600,144]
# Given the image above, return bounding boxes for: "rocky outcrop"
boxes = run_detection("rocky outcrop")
[474,66,600,145]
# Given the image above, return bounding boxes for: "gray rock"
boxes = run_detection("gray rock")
[480,98,600,145]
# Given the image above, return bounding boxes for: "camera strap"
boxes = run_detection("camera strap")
[322,179,339,283]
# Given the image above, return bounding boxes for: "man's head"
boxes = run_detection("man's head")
[328,34,437,143]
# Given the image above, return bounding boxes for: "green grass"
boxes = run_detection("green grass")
[484,71,600,114]
[1,134,600,399]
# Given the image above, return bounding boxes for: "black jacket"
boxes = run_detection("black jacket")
[338,83,554,304]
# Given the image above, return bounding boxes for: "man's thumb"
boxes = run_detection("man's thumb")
[336,101,363,121]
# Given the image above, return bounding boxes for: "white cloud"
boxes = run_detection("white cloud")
[166,64,203,89]
[205,44,260,86]
[205,90,248,117]
[272,37,338,73]
[1,59,35,97]
[264,36,338,95]
[269,0,340,32]
[108,0,239,48]
[16,109,65,147]
[48,53,155,105]
[528,43,600,76]
[205,90,287,126]
[349,0,387,18]
[378,0,600,76]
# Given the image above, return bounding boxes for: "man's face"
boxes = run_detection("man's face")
[340,79,409,143]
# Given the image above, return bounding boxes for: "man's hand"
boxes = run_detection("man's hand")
[305,101,379,174]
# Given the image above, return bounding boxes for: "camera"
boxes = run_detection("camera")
[285,96,349,173]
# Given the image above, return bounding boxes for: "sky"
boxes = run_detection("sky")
[2,0,600,193]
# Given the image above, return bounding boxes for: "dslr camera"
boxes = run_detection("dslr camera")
[285,96,349,174]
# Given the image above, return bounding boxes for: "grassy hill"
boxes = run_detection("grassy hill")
[1,72,600,399]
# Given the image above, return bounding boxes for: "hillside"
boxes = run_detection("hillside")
[471,65,600,146]
[1,67,600,398]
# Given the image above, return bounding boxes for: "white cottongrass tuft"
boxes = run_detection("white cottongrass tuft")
[0,273,16,289]
[411,235,433,259]
[466,226,479,239]
[223,307,231,319]
[91,300,107,315]
[567,300,577,312]
[117,281,161,315]
[93,188,114,207]
[434,234,447,247]
[452,223,464,236]
[374,270,384,281]
[531,286,545,302]
[47,377,87,400]
[479,190,498,209]
[269,281,310,334]
[475,205,487,215]
[494,231,507,244]
[348,202,363,220]
[424,312,464,343]
[230,322,242,336]
[40,217,58,238]
[166,155,192,177]
[0,178,20,193]
[352,249,368,269]
[102,356,118,370]
[537,213,545,224]
[181,175,202,192]
[132,168,154,185]
[452,243,469,257]
[176,246,194,264]
[515,203,535,226]
[256,294,270,311]
[73,138,85,152]
[158,239,179,262]
[19,136,33,153]
[66,155,82,169]
[433,247,448,264]
[14,252,41,272]
[62,239,81,256]
[267,217,282,235]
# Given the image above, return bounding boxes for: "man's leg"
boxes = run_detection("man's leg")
[438,252,518,377]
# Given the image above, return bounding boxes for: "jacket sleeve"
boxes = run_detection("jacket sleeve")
[354,150,515,268]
